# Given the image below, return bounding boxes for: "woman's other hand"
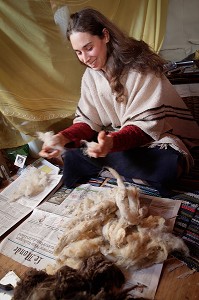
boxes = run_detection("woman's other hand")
[39,133,69,159]
[86,131,113,158]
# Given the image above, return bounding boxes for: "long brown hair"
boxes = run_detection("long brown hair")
[67,8,166,101]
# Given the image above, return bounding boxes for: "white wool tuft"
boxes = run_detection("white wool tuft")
[37,131,64,152]
[11,167,49,201]
[80,140,98,157]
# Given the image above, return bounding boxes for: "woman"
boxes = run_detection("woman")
[39,8,199,196]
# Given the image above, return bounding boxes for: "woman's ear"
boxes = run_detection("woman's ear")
[102,28,110,43]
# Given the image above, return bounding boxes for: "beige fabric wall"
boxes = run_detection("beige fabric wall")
[159,0,199,98]
[160,0,199,61]
[0,0,169,148]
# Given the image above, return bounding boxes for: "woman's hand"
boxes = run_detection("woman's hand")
[86,131,113,158]
[39,133,70,159]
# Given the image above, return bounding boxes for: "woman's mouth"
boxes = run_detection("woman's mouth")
[89,59,97,68]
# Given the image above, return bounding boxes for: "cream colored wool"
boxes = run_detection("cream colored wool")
[54,199,117,256]
[50,168,189,273]
[107,167,147,224]
[57,237,103,269]
[101,223,189,270]
[47,239,104,273]
[37,131,64,153]
[11,167,49,201]
[102,218,129,247]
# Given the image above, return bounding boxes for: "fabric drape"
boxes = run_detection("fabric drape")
[0,0,169,148]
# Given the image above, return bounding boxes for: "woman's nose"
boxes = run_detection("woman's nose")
[82,52,89,64]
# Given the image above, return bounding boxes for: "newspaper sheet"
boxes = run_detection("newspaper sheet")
[0,159,62,237]
[0,271,20,300]
[0,183,182,299]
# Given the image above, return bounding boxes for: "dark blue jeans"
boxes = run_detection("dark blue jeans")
[63,146,182,196]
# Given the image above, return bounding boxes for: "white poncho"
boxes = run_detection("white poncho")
[74,68,199,168]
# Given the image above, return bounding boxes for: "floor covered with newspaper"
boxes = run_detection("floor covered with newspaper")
[0,155,198,299]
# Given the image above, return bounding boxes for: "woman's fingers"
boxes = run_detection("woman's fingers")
[39,148,60,158]
[97,131,106,146]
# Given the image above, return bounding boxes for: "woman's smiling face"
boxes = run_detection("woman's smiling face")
[69,30,109,71]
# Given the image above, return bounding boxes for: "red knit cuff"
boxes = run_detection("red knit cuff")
[109,125,152,152]
[60,123,96,148]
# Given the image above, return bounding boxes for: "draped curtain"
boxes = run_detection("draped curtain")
[0,0,169,148]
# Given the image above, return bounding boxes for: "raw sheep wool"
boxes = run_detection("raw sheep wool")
[13,254,142,300]
[49,167,189,273]
[11,167,50,201]
[37,131,64,153]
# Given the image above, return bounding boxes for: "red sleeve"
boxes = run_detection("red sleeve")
[60,122,96,148]
[109,125,152,152]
